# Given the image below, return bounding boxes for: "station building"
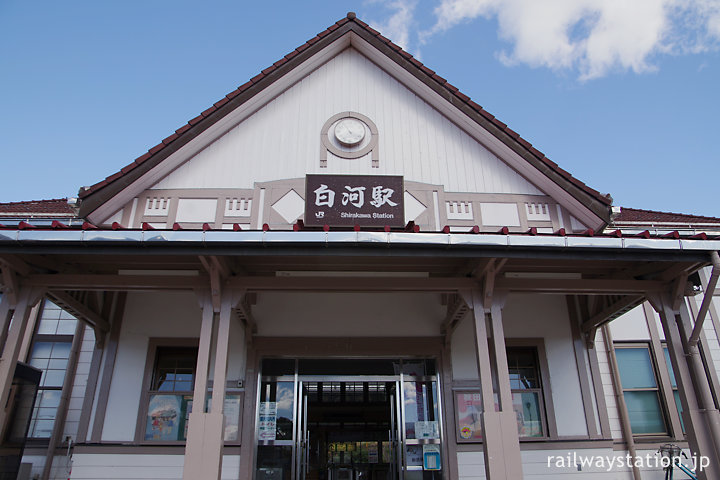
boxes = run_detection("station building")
[1,13,720,480]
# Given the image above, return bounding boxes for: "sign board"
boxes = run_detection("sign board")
[423,444,441,471]
[258,401,277,441]
[305,174,404,227]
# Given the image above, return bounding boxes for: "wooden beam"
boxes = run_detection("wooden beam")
[227,276,477,292]
[0,255,34,276]
[25,274,208,290]
[0,265,19,306]
[441,294,470,340]
[48,290,111,333]
[496,277,665,294]
[580,295,645,334]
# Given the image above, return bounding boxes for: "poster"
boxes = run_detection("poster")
[367,442,379,463]
[414,421,439,439]
[258,401,277,440]
[456,392,483,441]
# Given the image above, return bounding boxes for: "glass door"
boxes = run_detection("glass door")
[400,375,443,480]
[255,379,297,480]
[295,378,404,480]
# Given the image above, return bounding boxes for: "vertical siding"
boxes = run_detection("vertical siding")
[593,332,624,439]
[152,48,544,197]
[64,326,96,441]
[69,454,240,480]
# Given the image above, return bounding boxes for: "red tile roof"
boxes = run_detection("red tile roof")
[615,207,720,225]
[76,12,612,222]
[0,198,75,216]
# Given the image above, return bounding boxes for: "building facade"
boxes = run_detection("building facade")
[1,13,720,480]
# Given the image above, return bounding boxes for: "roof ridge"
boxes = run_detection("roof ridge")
[617,206,720,222]
[0,198,69,206]
[77,12,612,217]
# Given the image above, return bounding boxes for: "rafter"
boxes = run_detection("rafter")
[48,290,111,334]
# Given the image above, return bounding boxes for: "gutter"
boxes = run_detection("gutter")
[1,229,720,252]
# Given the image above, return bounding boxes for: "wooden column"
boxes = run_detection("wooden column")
[654,297,719,480]
[183,291,235,480]
[0,286,43,433]
[469,289,523,480]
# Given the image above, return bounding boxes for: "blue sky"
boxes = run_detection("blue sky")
[1,1,719,217]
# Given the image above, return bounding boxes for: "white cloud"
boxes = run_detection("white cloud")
[424,0,720,80]
[368,0,419,52]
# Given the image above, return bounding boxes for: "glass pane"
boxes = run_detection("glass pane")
[512,391,544,437]
[36,319,60,334]
[624,391,667,434]
[50,342,72,359]
[256,445,292,480]
[56,319,78,334]
[615,347,657,389]
[42,370,66,387]
[30,342,53,359]
[663,347,677,388]
[29,418,55,438]
[145,394,192,441]
[261,358,295,376]
[258,381,294,441]
[37,390,61,408]
[674,390,685,433]
[456,392,483,440]
[404,381,439,439]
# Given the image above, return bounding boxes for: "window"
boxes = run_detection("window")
[143,346,197,442]
[454,345,551,441]
[26,300,78,439]
[663,345,684,433]
[615,345,667,435]
[507,347,547,438]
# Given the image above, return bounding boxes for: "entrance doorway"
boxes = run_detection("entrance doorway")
[254,359,443,480]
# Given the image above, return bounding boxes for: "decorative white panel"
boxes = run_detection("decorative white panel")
[224,197,252,217]
[152,48,545,197]
[101,209,123,225]
[271,189,305,223]
[525,202,551,221]
[479,203,520,226]
[144,197,169,216]
[446,201,473,220]
[570,216,587,231]
[175,198,217,223]
[404,192,427,222]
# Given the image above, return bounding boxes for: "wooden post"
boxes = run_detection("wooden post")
[469,289,523,480]
[654,296,719,480]
[0,287,43,433]
[183,291,235,480]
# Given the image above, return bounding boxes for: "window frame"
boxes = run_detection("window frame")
[451,338,557,443]
[135,337,245,445]
[135,338,199,444]
[613,341,672,438]
[25,299,80,443]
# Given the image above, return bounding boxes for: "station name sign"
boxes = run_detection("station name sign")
[305,174,404,227]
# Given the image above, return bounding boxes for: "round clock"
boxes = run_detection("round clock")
[334,118,366,146]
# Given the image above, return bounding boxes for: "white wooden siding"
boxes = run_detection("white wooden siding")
[593,331,624,439]
[70,453,240,479]
[151,48,544,197]
[64,326,96,441]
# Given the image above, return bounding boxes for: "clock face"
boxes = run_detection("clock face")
[334,118,366,146]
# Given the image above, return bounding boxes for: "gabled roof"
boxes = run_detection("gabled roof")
[0,198,75,217]
[77,12,612,223]
[615,207,720,226]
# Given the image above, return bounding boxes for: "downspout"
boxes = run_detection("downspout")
[602,325,642,480]
[688,251,720,347]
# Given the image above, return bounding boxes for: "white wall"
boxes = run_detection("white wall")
[609,305,650,340]
[450,313,479,380]
[152,48,544,197]
[253,292,445,337]
[503,293,588,437]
